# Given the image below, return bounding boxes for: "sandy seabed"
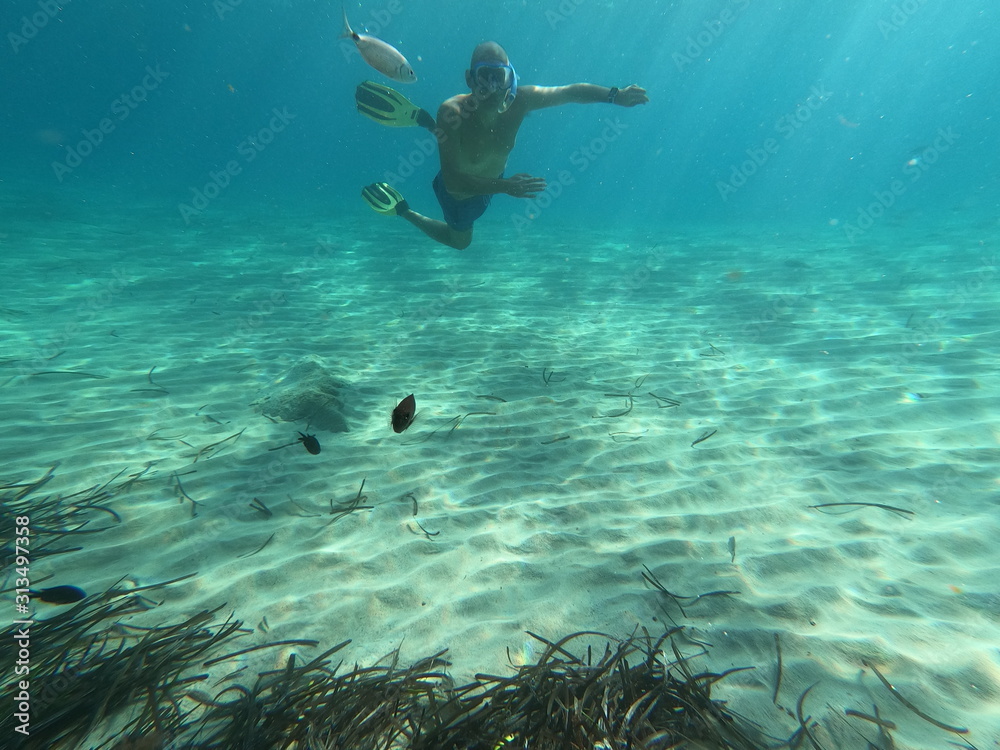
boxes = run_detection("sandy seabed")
[2,206,999,748]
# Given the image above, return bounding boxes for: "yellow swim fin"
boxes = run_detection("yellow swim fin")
[355,80,436,131]
[361,182,409,216]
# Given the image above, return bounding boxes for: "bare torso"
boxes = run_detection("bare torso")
[440,93,527,199]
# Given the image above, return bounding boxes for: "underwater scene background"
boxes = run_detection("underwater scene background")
[2,1,999,748]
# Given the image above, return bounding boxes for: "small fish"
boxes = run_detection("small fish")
[341,5,416,84]
[392,393,416,433]
[298,432,321,455]
[29,585,87,604]
[728,536,736,563]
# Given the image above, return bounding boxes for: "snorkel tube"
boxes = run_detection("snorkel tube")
[497,66,518,113]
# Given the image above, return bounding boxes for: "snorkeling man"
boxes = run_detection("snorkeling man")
[360,42,648,249]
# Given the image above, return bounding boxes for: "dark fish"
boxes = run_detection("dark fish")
[298,432,321,455]
[29,585,87,604]
[728,535,736,563]
[783,259,812,269]
[392,394,416,433]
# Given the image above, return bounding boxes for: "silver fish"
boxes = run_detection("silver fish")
[341,5,416,84]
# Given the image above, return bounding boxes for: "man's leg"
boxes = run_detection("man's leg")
[361,182,473,249]
[398,208,472,250]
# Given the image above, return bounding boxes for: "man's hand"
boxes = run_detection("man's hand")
[505,173,547,198]
[615,84,649,107]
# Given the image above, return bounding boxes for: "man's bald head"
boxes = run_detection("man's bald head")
[470,41,508,68]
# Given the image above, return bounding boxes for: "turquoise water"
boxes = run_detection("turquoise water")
[6,1,997,228]
[4,1,1000,748]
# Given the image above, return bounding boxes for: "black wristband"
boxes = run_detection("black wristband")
[608,86,619,104]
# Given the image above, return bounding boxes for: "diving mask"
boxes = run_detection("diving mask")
[471,62,518,113]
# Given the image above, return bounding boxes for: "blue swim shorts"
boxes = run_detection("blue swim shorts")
[432,171,498,232]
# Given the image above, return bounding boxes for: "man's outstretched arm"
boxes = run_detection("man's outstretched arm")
[519,83,649,112]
